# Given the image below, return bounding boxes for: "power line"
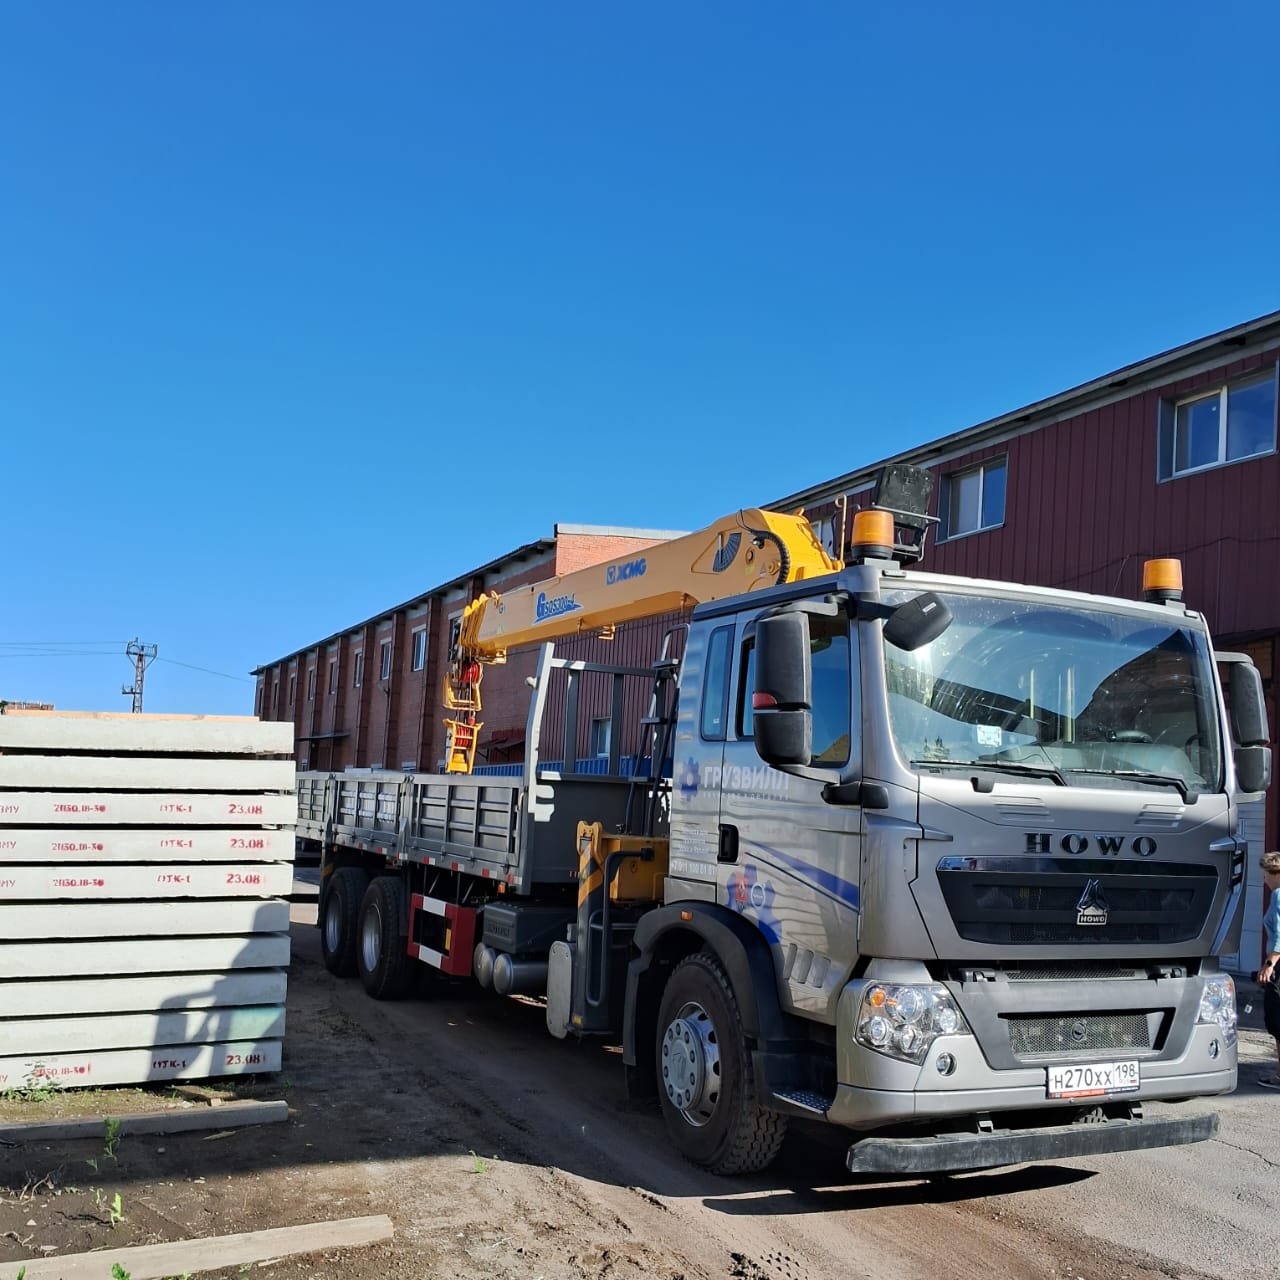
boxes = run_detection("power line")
[154,657,252,683]
[0,651,122,657]
[0,640,130,647]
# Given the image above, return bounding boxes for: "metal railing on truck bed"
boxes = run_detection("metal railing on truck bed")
[297,642,676,893]
[296,766,651,894]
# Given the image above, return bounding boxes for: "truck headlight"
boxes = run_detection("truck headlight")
[855,982,972,1065]
[1196,974,1237,1047]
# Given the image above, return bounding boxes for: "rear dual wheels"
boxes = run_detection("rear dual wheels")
[320,866,370,977]
[357,876,415,1000]
[655,952,787,1175]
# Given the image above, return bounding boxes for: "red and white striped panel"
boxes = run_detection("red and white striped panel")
[407,894,477,976]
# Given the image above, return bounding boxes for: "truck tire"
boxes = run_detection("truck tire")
[357,876,414,1000]
[320,866,370,977]
[655,951,788,1175]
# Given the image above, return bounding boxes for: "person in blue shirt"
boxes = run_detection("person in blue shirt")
[1258,851,1280,1089]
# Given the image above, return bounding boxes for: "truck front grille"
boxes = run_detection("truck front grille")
[936,857,1217,946]
[1008,1012,1154,1059]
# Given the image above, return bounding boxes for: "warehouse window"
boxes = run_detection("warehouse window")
[353,652,363,688]
[255,685,263,716]
[272,681,279,714]
[590,717,611,758]
[1158,368,1277,480]
[380,640,393,680]
[941,457,1006,539]
[328,660,337,694]
[288,674,296,704]
[411,629,427,672]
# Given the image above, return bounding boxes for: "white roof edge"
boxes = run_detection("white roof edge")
[554,524,690,540]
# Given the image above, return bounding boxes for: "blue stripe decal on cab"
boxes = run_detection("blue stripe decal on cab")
[749,841,860,912]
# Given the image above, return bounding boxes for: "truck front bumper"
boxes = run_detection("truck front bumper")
[845,1108,1218,1175]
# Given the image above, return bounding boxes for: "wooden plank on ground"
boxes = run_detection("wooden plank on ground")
[0,826,296,862]
[0,755,296,792]
[0,1098,289,1144]
[0,932,290,978]
[0,791,297,825]
[13,1214,394,1280]
[0,1038,283,1090]
[0,1004,286,1055]
[0,713,293,755]
[0,861,295,902]
[3,899,290,939]
[0,970,288,1017]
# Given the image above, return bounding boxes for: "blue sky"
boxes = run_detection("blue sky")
[2,2,1277,714]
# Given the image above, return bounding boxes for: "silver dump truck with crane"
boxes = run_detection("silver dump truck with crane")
[297,466,1270,1176]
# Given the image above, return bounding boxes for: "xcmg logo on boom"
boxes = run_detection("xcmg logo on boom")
[1025,831,1158,857]
[535,592,583,622]
[606,558,647,586]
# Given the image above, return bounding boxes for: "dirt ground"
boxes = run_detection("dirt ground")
[0,890,1252,1280]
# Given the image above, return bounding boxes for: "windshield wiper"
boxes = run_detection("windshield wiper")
[910,759,1067,786]
[1063,768,1191,801]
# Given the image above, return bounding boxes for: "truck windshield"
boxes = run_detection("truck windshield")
[881,589,1224,797]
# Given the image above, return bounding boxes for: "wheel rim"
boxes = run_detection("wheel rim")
[324,893,342,953]
[361,902,382,972]
[660,999,721,1126]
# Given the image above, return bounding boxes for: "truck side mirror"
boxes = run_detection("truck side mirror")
[1228,662,1271,794]
[1236,746,1271,794]
[1229,662,1269,746]
[753,612,813,768]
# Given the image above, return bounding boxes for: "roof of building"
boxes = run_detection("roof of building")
[251,534,556,675]
[251,523,688,675]
[768,308,1280,511]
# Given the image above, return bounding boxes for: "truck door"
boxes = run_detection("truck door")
[719,609,862,1021]
[667,621,733,894]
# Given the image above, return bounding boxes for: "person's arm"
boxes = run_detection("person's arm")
[1261,902,1280,982]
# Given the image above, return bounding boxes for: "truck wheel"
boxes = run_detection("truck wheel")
[320,866,370,977]
[655,951,788,1174]
[357,876,414,1000]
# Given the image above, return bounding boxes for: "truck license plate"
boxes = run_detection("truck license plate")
[1046,1060,1139,1099]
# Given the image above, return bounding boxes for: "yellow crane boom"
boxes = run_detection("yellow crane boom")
[442,507,841,773]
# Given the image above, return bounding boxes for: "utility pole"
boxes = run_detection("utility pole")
[121,638,158,713]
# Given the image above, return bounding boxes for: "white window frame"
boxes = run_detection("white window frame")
[307,668,316,701]
[1166,370,1278,480]
[411,629,427,672]
[352,651,363,688]
[379,640,393,681]
[941,457,1006,541]
[328,659,337,694]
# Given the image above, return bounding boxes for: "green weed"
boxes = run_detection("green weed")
[109,1191,124,1228]
[104,1115,122,1161]
[468,1150,491,1175]
[1,1079,62,1103]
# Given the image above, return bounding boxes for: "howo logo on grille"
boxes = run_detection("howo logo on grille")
[1076,878,1109,926]
[1025,832,1158,858]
